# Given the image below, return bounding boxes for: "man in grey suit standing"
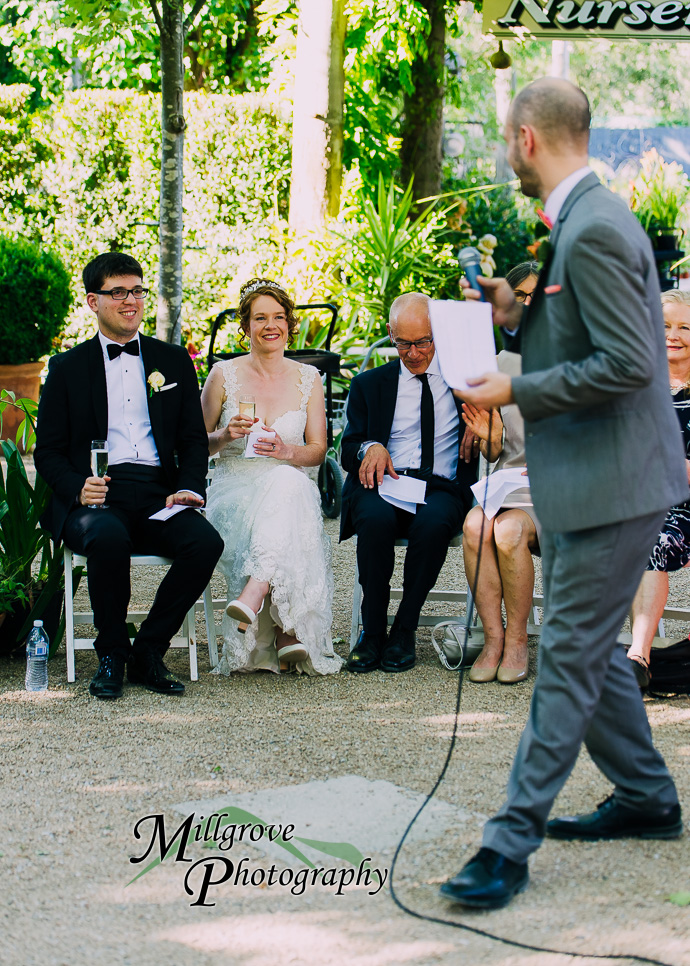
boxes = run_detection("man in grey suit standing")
[441,78,687,909]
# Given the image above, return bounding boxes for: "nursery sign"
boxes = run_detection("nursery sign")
[483,0,690,40]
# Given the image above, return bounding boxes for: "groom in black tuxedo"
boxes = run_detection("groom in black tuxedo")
[35,252,223,700]
[340,292,478,672]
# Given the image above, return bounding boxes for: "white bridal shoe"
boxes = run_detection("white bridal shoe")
[226,598,264,632]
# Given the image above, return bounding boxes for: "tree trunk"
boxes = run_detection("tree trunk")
[156,0,186,344]
[400,0,445,202]
[288,0,345,237]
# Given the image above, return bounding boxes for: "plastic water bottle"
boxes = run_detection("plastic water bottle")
[25,620,49,692]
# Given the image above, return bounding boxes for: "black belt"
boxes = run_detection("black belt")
[108,463,164,484]
[397,467,428,481]
[396,467,454,484]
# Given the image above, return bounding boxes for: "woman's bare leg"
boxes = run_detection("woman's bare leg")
[493,509,538,669]
[463,505,504,668]
[238,576,269,613]
[630,570,669,664]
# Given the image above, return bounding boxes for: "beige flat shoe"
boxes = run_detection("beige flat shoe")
[277,642,308,664]
[468,662,499,683]
[497,658,529,684]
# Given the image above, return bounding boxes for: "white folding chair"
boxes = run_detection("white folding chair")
[64,547,200,682]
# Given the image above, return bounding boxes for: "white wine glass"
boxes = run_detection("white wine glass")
[89,439,109,509]
[238,395,256,450]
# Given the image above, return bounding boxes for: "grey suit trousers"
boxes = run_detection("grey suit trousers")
[483,508,679,863]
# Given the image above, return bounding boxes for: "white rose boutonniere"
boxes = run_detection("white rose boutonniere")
[147,370,166,397]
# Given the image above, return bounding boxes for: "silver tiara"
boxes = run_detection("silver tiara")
[241,279,286,299]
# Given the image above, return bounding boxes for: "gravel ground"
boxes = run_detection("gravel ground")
[2,514,690,966]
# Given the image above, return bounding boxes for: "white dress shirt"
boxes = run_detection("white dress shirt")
[386,353,460,479]
[98,332,160,466]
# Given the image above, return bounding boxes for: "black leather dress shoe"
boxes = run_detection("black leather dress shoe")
[89,655,125,700]
[128,653,185,695]
[381,626,416,673]
[440,847,528,909]
[546,794,683,841]
[346,631,385,673]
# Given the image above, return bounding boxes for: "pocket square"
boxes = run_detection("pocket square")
[158,382,178,392]
[544,284,562,295]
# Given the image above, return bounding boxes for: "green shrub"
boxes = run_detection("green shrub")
[0,85,292,351]
[327,176,463,346]
[0,235,71,364]
[0,84,54,232]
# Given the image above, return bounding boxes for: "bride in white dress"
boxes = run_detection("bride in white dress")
[200,278,342,676]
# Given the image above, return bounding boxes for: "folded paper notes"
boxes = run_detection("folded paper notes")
[470,467,530,520]
[379,474,427,514]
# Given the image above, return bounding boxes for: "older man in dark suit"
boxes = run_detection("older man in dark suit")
[35,252,223,700]
[340,293,479,673]
[441,79,686,910]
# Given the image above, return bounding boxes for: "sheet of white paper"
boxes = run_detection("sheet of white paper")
[429,299,497,391]
[471,467,529,520]
[244,427,277,459]
[149,504,191,521]
[379,474,427,505]
[378,474,426,513]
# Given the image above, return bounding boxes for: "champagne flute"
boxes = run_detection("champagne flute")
[238,394,256,450]
[89,439,109,509]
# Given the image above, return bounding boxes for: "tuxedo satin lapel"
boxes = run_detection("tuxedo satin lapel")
[379,361,400,443]
[139,335,165,451]
[88,335,108,438]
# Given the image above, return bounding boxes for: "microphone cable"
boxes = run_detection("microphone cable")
[387,409,683,966]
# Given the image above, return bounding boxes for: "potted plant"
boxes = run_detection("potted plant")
[630,149,690,252]
[0,392,69,656]
[0,569,29,635]
[0,235,71,450]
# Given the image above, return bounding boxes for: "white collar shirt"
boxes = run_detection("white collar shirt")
[98,331,160,466]
[544,165,592,226]
[387,351,459,479]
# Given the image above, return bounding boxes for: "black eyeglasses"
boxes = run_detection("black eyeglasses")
[513,290,533,304]
[94,286,149,300]
[390,337,434,350]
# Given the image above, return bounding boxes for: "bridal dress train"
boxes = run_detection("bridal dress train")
[206,359,342,675]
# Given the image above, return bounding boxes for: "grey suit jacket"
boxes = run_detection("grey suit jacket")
[509,172,688,533]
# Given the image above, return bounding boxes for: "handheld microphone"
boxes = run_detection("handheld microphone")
[458,246,486,301]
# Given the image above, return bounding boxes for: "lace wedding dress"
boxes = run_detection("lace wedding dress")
[206,359,342,676]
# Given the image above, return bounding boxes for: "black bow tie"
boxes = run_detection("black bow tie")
[107,340,140,360]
